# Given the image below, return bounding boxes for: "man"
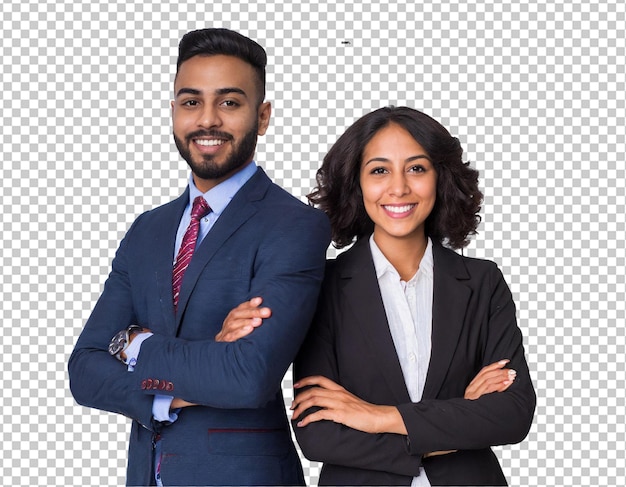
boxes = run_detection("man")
[68,28,330,486]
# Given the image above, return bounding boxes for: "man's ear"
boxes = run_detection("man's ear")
[257,101,272,136]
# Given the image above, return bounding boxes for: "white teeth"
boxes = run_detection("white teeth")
[383,204,414,213]
[195,139,225,146]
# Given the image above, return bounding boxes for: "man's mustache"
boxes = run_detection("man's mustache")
[185,130,234,142]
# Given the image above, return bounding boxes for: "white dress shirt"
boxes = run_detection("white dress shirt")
[370,235,434,487]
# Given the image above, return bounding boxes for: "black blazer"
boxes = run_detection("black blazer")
[294,237,535,486]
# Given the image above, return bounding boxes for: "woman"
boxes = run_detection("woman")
[289,106,535,486]
[221,106,535,485]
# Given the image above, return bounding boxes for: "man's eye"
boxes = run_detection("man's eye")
[222,100,239,107]
[183,100,199,106]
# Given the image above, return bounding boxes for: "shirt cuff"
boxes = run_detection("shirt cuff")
[152,395,179,423]
[124,332,153,371]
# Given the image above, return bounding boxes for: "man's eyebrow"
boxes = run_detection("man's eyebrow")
[175,87,201,97]
[175,87,248,98]
[215,87,247,97]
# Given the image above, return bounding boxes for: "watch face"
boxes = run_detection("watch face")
[108,329,128,356]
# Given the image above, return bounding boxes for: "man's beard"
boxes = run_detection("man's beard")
[174,123,258,181]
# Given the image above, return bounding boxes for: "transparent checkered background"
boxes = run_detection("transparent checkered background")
[1,0,624,485]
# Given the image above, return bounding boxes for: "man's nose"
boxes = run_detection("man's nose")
[198,105,221,128]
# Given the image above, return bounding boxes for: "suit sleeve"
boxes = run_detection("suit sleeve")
[68,215,156,430]
[397,264,536,455]
[130,207,331,409]
[292,267,423,478]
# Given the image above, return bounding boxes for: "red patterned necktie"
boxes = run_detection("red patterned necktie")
[172,196,211,309]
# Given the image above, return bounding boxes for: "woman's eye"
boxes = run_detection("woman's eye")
[409,165,426,173]
[371,167,387,175]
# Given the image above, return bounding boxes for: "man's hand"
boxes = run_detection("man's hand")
[215,297,271,342]
[170,299,272,410]
[171,398,197,409]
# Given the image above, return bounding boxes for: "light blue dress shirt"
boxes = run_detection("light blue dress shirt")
[124,161,258,422]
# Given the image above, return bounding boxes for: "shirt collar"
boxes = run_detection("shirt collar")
[370,235,434,281]
[187,161,257,216]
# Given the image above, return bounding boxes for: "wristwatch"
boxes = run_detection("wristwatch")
[109,324,146,362]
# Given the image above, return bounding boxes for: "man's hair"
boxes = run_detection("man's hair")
[308,106,483,249]
[176,28,267,105]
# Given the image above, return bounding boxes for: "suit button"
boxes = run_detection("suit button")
[165,382,174,392]
[146,379,153,389]
[141,380,147,390]
[152,379,160,390]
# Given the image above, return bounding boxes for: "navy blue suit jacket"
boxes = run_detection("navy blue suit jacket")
[294,237,535,486]
[69,168,330,486]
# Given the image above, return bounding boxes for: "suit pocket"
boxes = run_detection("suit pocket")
[207,428,291,456]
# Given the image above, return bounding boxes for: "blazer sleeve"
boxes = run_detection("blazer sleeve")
[292,267,423,478]
[397,264,536,456]
[129,207,331,409]
[68,215,156,430]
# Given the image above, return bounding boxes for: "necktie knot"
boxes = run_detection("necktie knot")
[190,196,211,221]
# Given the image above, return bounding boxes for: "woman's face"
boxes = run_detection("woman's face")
[359,123,437,245]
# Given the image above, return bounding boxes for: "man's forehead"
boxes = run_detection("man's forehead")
[174,55,255,92]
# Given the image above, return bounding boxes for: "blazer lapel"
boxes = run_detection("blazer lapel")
[174,168,270,331]
[154,190,189,332]
[339,238,412,404]
[422,244,472,399]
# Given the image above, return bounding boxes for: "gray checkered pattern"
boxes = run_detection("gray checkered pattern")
[2,0,625,485]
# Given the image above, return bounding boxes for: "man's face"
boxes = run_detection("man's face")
[172,55,271,192]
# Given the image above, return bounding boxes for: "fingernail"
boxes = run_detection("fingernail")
[293,382,300,388]
[508,369,517,377]
[297,421,304,427]
[499,359,509,365]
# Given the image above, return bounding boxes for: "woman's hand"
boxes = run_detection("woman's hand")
[464,359,516,400]
[424,360,516,457]
[215,297,271,342]
[292,376,407,434]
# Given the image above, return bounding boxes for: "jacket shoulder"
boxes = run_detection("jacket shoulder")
[433,242,502,280]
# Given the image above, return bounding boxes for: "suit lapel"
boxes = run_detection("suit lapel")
[154,190,189,332]
[174,168,270,331]
[422,244,472,399]
[339,238,412,404]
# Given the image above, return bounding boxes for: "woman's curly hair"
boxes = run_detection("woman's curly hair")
[308,106,483,249]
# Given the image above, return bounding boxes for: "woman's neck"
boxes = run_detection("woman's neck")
[373,231,428,282]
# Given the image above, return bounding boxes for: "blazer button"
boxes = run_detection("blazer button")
[141,380,147,390]
[166,382,174,392]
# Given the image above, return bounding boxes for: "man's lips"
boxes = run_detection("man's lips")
[188,132,232,152]
[194,138,226,147]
